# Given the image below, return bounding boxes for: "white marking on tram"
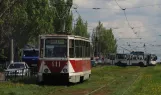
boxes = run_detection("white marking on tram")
[68,61,75,73]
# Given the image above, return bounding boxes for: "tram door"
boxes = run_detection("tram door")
[110,54,115,65]
[146,55,151,65]
[127,54,132,65]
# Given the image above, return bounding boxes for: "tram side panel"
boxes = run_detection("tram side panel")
[113,54,148,67]
[69,59,91,83]
[127,55,148,66]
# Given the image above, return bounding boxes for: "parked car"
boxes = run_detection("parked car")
[5,62,30,76]
[91,57,97,67]
[96,59,104,64]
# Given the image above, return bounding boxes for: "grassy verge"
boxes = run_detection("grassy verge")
[0,65,160,95]
[125,65,161,95]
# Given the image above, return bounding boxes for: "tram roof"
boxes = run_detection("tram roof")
[39,34,90,41]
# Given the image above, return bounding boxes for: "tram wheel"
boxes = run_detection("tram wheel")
[80,76,84,83]
[139,62,144,67]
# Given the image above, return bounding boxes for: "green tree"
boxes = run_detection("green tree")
[73,16,89,37]
[0,0,55,60]
[50,0,73,34]
[0,0,87,60]
[0,0,26,60]
[26,0,55,45]
[92,21,117,56]
[65,11,73,34]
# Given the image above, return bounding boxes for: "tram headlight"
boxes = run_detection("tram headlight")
[44,69,48,73]
[63,68,68,73]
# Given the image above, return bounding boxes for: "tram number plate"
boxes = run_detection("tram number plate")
[52,61,60,67]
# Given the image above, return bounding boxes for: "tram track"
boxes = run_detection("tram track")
[121,68,144,95]
[84,79,116,95]
[84,67,142,95]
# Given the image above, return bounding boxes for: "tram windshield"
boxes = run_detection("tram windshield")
[45,38,67,58]
[151,54,157,61]
[116,54,127,59]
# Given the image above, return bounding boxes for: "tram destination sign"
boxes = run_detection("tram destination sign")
[46,39,66,45]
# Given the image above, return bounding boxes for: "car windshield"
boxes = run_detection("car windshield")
[8,64,25,69]
[23,50,38,57]
[45,38,67,58]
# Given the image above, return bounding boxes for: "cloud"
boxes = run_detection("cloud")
[73,0,161,55]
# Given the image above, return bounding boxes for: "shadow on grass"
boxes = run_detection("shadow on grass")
[9,76,37,85]
[9,76,77,87]
[39,80,82,87]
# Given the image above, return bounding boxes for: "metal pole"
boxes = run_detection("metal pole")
[10,39,14,63]
[96,29,98,57]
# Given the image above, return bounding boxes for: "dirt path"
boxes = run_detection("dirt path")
[0,72,5,81]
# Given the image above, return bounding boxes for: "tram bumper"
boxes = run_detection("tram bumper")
[43,73,69,83]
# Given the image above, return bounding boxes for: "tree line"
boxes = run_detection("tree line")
[0,0,116,60]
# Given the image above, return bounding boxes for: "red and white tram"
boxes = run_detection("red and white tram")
[38,34,91,83]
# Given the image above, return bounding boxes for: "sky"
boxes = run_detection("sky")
[72,0,161,57]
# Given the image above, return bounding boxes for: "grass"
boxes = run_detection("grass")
[0,65,161,95]
[126,65,161,95]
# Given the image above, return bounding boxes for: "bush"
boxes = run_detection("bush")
[8,92,16,95]
[0,67,4,72]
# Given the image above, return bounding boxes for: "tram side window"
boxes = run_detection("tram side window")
[88,42,90,57]
[85,41,87,57]
[110,55,115,60]
[86,41,89,57]
[79,40,82,57]
[84,41,88,57]
[75,40,90,58]
[75,40,79,58]
[69,40,74,58]
[82,41,85,57]
[75,40,82,58]
[133,56,137,60]
[40,39,44,58]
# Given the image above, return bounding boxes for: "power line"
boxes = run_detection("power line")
[72,3,161,10]
[109,22,161,30]
[73,8,80,16]
[72,3,161,31]
[114,0,137,35]
[114,0,124,9]
[133,23,161,28]
[72,3,161,35]
[126,4,161,9]
[73,2,161,44]
[72,6,87,26]
[123,10,132,29]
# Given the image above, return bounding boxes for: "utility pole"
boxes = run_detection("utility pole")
[10,39,14,63]
[96,28,98,57]
[92,8,101,57]
[52,0,73,34]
